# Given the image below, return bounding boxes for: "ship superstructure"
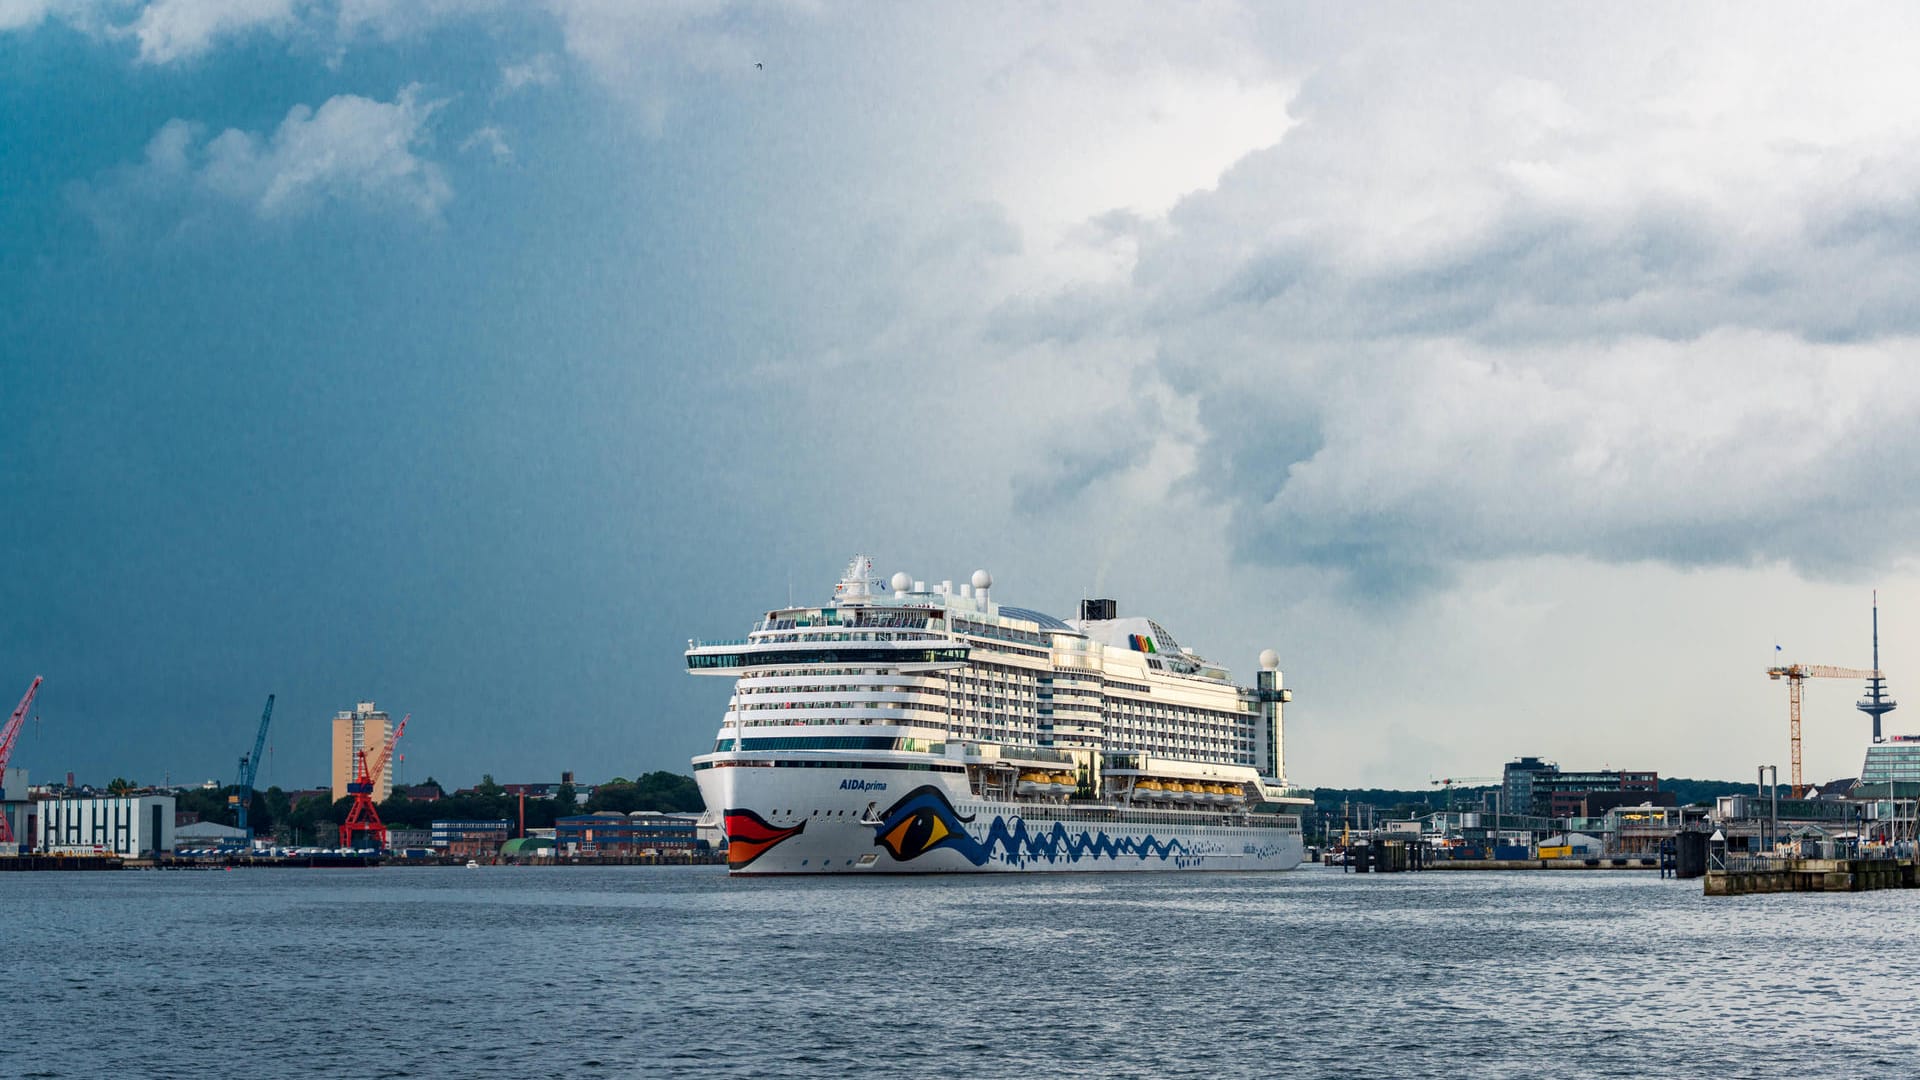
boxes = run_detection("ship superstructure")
[689,556,1308,873]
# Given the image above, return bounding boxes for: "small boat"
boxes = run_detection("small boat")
[465,859,480,869]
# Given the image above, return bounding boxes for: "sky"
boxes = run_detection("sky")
[6,2,1920,792]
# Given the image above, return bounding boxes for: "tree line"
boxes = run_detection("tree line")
[168,771,704,844]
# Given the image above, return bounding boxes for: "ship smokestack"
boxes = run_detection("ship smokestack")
[1080,598,1117,621]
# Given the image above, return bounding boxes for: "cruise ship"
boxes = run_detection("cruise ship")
[689,556,1310,873]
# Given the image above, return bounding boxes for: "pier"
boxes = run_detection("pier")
[0,854,122,871]
[1705,854,1918,895]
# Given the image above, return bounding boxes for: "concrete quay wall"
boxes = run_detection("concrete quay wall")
[1705,858,1917,896]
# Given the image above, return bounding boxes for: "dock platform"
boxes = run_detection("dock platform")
[1706,856,1917,896]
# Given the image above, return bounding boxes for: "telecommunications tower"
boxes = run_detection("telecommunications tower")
[1857,593,1898,743]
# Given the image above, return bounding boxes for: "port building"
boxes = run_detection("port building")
[1503,756,1662,818]
[1858,734,1920,797]
[556,811,704,856]
[172,820,248,850]
[431,819,512,858]
[2,767,30,852]
[36,795,175,857]
[330,701,393,803]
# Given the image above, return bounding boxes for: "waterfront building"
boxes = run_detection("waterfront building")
[1502,756,1660,818]
[173,821,248,850]
[330,702,393,803]
[1501,757,1554,821]
[430,819,512,858]
[387,828,433,850]
[1858,735,1920,797]
[500,836,557,860]
[2,766,29,852]
[1544,787,1675,819]
[36,795,175,857]
[556,811,704,855]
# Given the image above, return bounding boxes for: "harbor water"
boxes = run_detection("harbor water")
[8,865,1917,1078]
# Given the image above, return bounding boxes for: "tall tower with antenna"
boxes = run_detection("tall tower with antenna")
[1857,592,1897,743]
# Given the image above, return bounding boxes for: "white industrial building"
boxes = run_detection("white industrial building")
[37,795,175,857]
[1,767,28,854]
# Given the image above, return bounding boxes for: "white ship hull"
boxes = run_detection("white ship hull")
[699,764,1304,874]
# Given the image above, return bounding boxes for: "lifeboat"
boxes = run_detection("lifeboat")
[1134,779,1163,799]
[1016,770,1050,796]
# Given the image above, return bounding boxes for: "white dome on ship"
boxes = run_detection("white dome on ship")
[890,571,912,592]
[971,569,993,590]
[1259,649,1280,671]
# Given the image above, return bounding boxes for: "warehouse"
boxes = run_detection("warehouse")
[37,795,175,857]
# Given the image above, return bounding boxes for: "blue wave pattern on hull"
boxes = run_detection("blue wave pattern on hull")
[978,817,1187,866]
[873,784,1221,868]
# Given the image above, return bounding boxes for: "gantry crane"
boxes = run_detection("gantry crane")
[227,694,275,847]
[0,676,45,847]
[339,713,407,851]
[1767,664,1878,797]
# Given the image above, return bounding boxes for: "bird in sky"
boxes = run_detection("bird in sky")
[755,62,763,70]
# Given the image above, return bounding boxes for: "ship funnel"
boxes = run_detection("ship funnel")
[1080,598,1117,621]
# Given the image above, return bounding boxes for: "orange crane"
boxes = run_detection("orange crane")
[1767,664,1877,797]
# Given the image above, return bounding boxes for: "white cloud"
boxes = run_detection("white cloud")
[497,52,556,97]
[332,0,504,40]
[2,0,513,62]
[0,0,127,34]
[0,0,67,31]
[127,0,301,64]
[459,124,511,163]
[82,85,452,224]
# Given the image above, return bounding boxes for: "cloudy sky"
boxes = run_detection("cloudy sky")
[5,1,1918,792]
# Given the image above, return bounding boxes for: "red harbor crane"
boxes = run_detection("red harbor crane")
[339,713,407,851]
[1,676,45,847]
[1767,664,1877,798]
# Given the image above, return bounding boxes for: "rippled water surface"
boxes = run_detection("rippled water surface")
[9,865,1917,1078]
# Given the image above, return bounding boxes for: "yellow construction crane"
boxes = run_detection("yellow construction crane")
[1766,663,1878,797]
[1431,776,1500,809]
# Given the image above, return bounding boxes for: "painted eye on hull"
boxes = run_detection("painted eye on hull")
[878,809,952,859]
[869,785,987,865]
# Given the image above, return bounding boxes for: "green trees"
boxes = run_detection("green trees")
[583,771,702,814]
[284,793,335,845]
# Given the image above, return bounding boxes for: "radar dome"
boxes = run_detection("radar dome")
[890,571,913,592]
[971,569,993,590]
[1259,649,1280,671]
